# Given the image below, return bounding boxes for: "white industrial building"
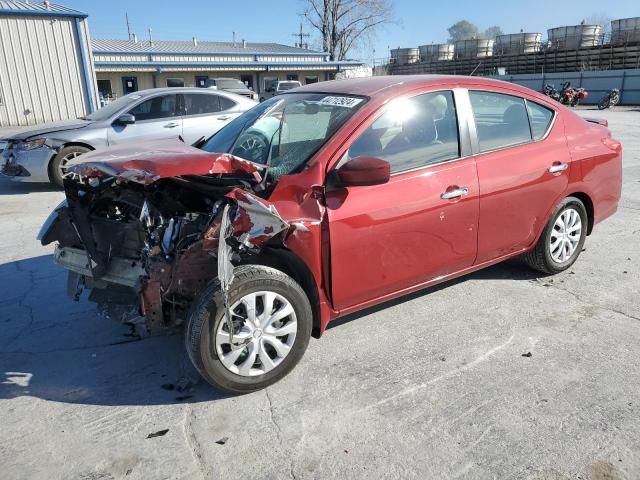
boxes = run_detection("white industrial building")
[0,1,366,127]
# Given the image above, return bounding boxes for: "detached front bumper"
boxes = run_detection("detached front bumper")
[1,144,56,182]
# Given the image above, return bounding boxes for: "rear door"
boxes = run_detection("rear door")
[108,93,182,145]
[180,93,242,144]
[326,89,480,310]
[467,89,570,263]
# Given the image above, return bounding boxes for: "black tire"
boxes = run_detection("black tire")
[598,97,610,110]
[185,265,312,393]
[524,196,588,275]
[49,145,90,187]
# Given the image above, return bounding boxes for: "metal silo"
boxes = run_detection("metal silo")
[611,17,640,45]
[418,44,455,61]
[494,33,542,54]
[547,25,602,50]
[390,48,420,65]
[454,39,494,58]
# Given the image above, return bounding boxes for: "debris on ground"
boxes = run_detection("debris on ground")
[522,352,533,358]
[146,429,169,439]
[215,437,229,445]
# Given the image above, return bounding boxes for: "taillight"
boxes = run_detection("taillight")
[602,137,622,153]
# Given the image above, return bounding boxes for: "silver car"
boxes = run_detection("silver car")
[0,87,256,187]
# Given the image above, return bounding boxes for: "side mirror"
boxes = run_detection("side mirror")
[334,156,390,187]
[115,113,135,125]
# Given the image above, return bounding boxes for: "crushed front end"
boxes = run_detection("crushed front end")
[39,145,289,330]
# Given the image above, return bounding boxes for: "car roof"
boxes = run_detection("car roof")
[293,75,543,100]
[128,86,254,103]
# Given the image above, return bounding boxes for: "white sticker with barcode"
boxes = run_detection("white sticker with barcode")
[318,96,363,108]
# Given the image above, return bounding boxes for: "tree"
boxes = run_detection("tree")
[303,0,395,61]
[586,12,612,33]
[447,20,480,42]
[483,26,503,39]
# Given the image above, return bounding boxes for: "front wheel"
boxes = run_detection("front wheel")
[185,265,312,393]
[49,145,90,187]
[523,196,588,275]
[598,97,610,110]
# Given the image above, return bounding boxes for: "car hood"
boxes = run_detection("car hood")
[66,138,265,184]
[0,119,93,141]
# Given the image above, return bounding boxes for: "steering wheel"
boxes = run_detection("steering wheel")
[232,131,270,164]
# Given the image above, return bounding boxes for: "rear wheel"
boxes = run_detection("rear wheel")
[49,145,90,187]
[185,265,312,393]
[598,97,610,110]
[524,196,588,275]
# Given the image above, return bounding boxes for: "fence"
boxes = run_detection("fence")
[494,69,640,105]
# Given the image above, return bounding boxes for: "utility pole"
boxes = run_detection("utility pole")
[148,27,153,46]
[126,12,131,40]
[291,23,310,48]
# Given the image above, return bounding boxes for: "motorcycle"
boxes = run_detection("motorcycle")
[598,88,621,110]
[559,81,588,107]
[543,83,561,102]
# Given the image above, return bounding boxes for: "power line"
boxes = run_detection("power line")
[291,23,310,49]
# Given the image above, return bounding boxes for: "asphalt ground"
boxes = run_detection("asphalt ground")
[1,107,639,479]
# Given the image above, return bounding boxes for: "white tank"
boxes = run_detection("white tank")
[418,44,455,62]
[611,17,640,45]
[547,25,602,50]
[454,39,494,58]
[390,48,419,65]
[494,33,542,54]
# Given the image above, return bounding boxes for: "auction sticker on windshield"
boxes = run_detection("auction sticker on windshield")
[318,96,363,108]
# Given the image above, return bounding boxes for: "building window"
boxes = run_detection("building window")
[167,78,185,88]
[195,76,209,88]
[264,77,278,93]
[286,74,299,81]
[304,76,318,84]
[97,79,113,98]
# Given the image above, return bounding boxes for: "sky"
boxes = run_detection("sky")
[63,0,638,63]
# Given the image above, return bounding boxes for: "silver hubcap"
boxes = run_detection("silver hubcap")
[215,291,297,377]
[549,208,582,263]
[59,151,81,176]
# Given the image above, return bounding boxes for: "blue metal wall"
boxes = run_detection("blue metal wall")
[493,69,640,105]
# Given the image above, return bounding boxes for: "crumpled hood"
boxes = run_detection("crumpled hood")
[66,138,265,184]
[0,119,93,141]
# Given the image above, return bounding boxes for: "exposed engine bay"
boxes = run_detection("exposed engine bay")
[39,148,290,329]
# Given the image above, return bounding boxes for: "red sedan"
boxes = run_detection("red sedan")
[40,75,622,392]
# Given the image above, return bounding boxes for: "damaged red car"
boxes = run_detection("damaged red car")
[39,76,622,392]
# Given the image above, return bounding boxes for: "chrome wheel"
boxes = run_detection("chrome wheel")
[549,207,582,263]
[59,151,82,177]
[215,291,297,377]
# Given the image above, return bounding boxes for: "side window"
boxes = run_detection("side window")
[184,94,221,116]
[128,95,177,121]
[469,91,532,152]
[219,96,237,111]
[526,101,554,140]
[345,91,460,173]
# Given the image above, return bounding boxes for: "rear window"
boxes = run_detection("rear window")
[469,91,532,153]
[216,79,246,90]
[526,101,555,140]
[278,82,300,91]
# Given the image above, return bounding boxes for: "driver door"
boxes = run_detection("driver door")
[326,90,480,310]
[108,93,182,145]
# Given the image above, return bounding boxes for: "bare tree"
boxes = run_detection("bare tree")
[447,20,480,42]
[303,0,395,60]
[482,26,503,39]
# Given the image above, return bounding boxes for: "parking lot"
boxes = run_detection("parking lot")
[0,108,638,480]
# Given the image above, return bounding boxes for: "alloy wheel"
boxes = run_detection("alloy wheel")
[59,151,82,177]
[215,290,298,377]
[549,207,582,263]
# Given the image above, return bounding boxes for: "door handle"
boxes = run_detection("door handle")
[164,122,180,128]
[216,115,231,121]
[548,162,568,173]
[440,186,469,200]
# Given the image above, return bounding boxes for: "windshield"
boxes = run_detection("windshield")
[201,93,366,181]
[84,94,142,121]
[216,79,248,90]
[278,82,300,91]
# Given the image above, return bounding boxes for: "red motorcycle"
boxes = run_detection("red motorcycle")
[560,81,588,106]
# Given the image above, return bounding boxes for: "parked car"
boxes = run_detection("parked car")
[206,78,259,101]
[260,80,302,101]
[39,75,622,393]
[1,87,256,187]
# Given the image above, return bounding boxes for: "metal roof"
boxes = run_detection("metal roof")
[0,1,87,17]
[92,39,325,56]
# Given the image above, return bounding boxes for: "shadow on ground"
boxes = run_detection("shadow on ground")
[0,253,545,407]
[0,177,60,196]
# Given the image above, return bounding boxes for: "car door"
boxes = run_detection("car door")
[325,90,480,311]
[467,89,571,264]
[107,93,182,146]
[180,93,241,144]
